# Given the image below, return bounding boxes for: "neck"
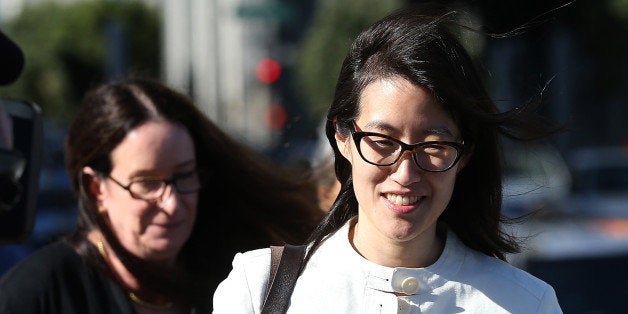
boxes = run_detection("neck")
[349,218,443,268]
[88,231,176,311]
[89,231,142,290]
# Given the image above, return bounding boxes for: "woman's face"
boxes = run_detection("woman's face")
[93,120,198,264]
[336,77,465,251]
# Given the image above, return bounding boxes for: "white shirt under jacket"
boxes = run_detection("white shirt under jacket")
[213,218,562,313]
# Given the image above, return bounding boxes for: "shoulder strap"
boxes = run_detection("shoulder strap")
[267,245,284,290]
[261,244,307,314]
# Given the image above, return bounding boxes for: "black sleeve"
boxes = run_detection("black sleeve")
[0,242,134,314]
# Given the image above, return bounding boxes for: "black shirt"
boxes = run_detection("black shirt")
[0,241,135,313]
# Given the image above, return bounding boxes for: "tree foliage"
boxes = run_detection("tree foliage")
[0,1,160,124]
[295,0,403,120]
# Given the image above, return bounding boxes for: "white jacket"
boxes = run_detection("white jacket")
[213,219,562,313]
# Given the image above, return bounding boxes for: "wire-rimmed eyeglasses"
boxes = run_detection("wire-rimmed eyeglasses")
[348,123,464,172]
[104,170,203,201]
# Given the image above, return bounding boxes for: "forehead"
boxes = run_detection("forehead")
[110,121,196,175]
[356,77,459,138]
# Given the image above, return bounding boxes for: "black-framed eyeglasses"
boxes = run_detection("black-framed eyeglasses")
[348,123,464,172]
[104,170,203,201]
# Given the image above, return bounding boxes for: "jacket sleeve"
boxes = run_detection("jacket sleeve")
[212,249,271,314]
[536,285,563,314]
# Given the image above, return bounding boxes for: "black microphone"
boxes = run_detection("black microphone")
[0,30,24,86]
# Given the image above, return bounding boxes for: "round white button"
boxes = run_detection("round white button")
[401,277,419,294]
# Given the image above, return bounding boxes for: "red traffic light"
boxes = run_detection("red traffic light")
[256,58,281,84]
[265,103,287,130]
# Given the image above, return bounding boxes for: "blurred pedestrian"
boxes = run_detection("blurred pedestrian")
[214,6,562,313]
[0,78,321,313]
[310,120,341,212]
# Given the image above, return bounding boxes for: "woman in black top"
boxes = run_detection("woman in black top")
[0,79,320,313]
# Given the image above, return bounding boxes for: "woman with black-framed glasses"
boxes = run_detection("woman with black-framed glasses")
[0,79,321,313]
[347,122,465,172]
[215,6,562,313]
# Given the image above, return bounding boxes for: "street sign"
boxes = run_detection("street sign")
[236,2,293,21]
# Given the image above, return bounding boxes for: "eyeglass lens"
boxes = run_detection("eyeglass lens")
[129,171,201,200]
[358,134,459,171]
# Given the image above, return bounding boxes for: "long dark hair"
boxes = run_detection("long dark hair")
[65,78,321,309]
[306,7,560,262]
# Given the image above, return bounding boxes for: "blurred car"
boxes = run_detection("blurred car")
[30,122,76,243]
[0,122,77,276]
[568,146,628,218]
[507,145,628,313]
[501,141,572,218]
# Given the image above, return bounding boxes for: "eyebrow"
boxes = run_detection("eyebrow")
[361,120,455,138]
[424,127,454,137]
[362,120,396,133]
[127,160,197,179]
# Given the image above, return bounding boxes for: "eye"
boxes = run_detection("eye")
[423,144,446,153]
[372,138,397,149]
[176,170,199,182]
[174,170,202,191]
[133,179,163,193]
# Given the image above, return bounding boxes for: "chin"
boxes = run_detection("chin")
[387,219,432,242]
[389,230,419,242]
[148,240,184,259]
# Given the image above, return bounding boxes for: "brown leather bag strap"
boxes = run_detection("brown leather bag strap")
[261,244,307,314]
[267,245,284,293]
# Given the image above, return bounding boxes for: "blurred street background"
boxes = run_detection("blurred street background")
[0,0,626,312]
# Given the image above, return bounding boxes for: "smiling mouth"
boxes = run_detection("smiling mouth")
[154,221,182,229]
[385,193,420,206]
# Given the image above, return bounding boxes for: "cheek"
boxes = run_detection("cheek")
[429,172,458,204]
[103,198,152,231]
[183,194,199,219]
[351,161,387,202]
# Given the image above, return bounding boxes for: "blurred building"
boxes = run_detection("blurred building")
[161,0,317,152]
[163,0,276,148]
[0,0,299,150]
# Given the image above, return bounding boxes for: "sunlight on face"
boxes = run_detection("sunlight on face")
[99,121,198,264]
[337,77,464,262]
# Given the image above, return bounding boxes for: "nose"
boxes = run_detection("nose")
[389,150,421,186]
[155,184,182,215]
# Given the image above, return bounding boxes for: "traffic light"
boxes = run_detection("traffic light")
[255,57,282,84]
[265,103,288,131]
[255,57,287,130]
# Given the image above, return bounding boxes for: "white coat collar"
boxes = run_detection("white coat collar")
[312,217,467,295]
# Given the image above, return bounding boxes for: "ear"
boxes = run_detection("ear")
[456,145,473,173]
[334,123,352,163]
[82,166,106,203]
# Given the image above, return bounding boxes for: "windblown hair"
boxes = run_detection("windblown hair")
[307,7,560,261]
[65,78,321,309]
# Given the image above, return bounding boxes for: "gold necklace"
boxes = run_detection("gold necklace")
[128,291,174,310]
[96,241,174,310]
[96,240,107,258]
